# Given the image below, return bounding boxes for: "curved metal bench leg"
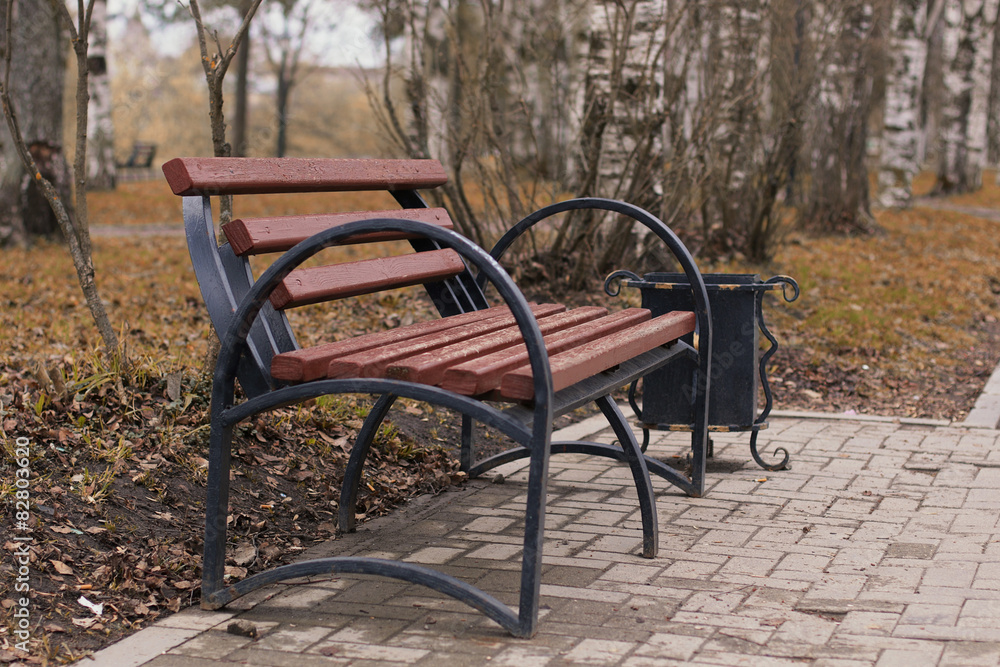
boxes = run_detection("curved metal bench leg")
[626,379,651,453]
[202,420,235,609]
[206,556,525,635]
[461,414,475,472]
[514,424,550,638]
[339,393,398,533]
[595,395,658,558]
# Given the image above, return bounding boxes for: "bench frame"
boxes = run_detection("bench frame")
[168,157,713,638]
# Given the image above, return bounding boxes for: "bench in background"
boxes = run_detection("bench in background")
[115,142,157,183]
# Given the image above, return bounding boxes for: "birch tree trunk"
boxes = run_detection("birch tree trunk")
[86,0,115,189]
[922,0,947,162]
[372,0,850,270]
[968,0,998,178]
[935,0,996,193]
[659,0,709,234]
[555,0,673,283]
[576,0,668,203]
[877,0,928,208]
[706,1,768,240]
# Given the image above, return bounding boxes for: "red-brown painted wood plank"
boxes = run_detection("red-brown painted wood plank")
[438,308,654,396]
[327,304,567,379]
[499,311,696,401]
[223,208,454,256]
[163,157,448,196]
[269,249,466,309]
[386,306,609,385]
[271,305,517,383]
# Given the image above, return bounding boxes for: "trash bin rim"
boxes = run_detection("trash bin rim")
[624,272,778,292]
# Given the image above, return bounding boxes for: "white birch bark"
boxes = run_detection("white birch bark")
[579,0,669,198]
[936,0,996,193]
[877,0,928,208]
[968,0,998,184]
[86,0,116,190]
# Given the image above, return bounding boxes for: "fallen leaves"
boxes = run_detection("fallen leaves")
[762,203,1000,419]
[0,355,464,662]
[50,560,73,576]
[232,543,257,567]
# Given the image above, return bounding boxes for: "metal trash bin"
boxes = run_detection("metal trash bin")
[609,272,799,470]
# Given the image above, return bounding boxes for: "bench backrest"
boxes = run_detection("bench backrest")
[163,157,489,398]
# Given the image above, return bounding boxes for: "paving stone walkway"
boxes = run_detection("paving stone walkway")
[78,411,1000,666]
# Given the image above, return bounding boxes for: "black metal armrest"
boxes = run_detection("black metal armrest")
[485,199,712,408]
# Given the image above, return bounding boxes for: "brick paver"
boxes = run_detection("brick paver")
[78,412,1000,666]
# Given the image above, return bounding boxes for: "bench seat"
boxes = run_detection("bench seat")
[273,306,696,401]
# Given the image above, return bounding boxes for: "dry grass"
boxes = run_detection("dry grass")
[769,205,999,367]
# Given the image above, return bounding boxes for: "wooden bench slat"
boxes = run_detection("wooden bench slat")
[327,304,567,379]
[499,311,697,401]
[386,306,609,385]
[224,208,454,256]
[270,249,466,309]
[163,157,448,196]
[439,308,653,396]
[271,305,518,383]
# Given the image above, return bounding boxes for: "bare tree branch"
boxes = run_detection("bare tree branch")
[186,0,263,221]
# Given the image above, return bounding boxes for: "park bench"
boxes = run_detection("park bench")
[118,141,157,169]
[115,142,157,183]
[163,156,712,638]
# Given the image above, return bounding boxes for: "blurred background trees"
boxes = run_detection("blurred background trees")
[369,0,1000,284]
[3,0,1000,283]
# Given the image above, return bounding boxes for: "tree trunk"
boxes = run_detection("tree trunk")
[1,0,123,354]
[921,0,947,162]
[935,0,997,194]
[0,0,69,244]
[557,0,672,285]
[86,0,115,190]
[877,0,927,208]
[968,0,998,178]
[276,54,290,157]
[803,1,876,232]
[987,6,1000,167]
[232,0,252,157]
[707,0,771,249]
